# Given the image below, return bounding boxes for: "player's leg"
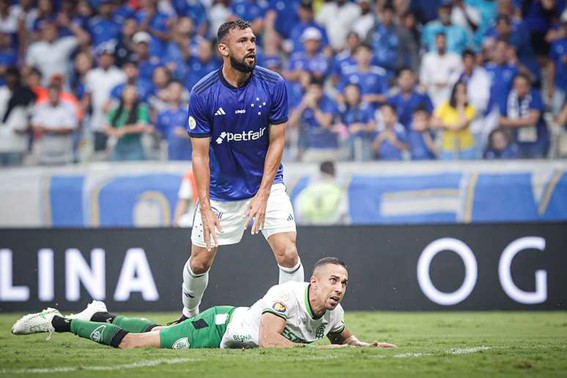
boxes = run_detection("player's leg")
[181,244,218,319]
[181,200,246,319]
[261,184,304,283]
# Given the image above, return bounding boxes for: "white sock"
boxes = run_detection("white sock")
[278,259,304,284]
[181,259,209,318]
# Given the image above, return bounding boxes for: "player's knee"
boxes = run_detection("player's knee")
[190,259,212,274]
[278,245,299,268]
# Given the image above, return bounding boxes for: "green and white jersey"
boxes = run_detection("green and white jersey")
[220,282,345,349]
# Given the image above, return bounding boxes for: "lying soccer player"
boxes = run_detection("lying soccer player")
[12,257,396,350]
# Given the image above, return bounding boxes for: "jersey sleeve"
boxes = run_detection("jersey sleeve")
[269,77,289,125]
[530,90,544,112]
[260,285,296,320]
[329,305,346,334]
[187,91,211,138]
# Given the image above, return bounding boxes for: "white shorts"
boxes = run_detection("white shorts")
[191,183,297,248]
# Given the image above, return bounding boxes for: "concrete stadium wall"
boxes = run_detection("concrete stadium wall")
[1,160,566,227]
[0,224,565,312]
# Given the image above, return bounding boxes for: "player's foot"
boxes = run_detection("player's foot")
[67,300,108,321]
[11,308,62,335]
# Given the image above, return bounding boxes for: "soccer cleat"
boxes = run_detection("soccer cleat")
[11,308,62,335]
[67,300,108,321]
[166,314,189,326]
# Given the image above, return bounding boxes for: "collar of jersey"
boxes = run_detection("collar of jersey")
[218,66,253,90]
[305,284,323,320]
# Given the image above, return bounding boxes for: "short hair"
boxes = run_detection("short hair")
[313,257,347,273]
[380,102,396,113]
[396,67,414,77]
[462,49,475,59]
[514,72,532,85]
[355,42,373,53]
[319,161,335,176]
[217,20,251,43]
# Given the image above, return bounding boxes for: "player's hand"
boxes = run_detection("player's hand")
[201,207,222,251]
[371,341,397,348]
[243,192,269,235]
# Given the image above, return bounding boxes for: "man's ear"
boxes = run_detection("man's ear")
[309,275,317,286]
[218,42,229,58]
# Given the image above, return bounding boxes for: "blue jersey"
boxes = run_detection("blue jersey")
[337,65,388,97]
[387,90,434,130]
[157,107,192,161]
[187,66,288,201]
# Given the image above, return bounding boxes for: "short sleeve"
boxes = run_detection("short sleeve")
[137,105,150,124]
[107,108,117,125]
[260,285,295,320]
[269,77,289,125]
[329,305,345,334]
[187,91,211,137]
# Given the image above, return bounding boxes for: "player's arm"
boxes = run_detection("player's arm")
[258,312,301,348]
[192,136,222,248]
[327,326,397,348]
[244,122,286,234]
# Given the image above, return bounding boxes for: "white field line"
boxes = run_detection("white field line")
[0,346,497,374]
[1,357,200,375]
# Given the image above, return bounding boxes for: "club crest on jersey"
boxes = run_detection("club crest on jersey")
[172,337,190,350]
[272,302,287,313]
[90,325,107,342]
[188,116,197,130]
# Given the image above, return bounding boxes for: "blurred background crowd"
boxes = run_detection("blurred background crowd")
[1,0,567,166]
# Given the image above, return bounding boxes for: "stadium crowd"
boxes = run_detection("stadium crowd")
[0,0,566,166]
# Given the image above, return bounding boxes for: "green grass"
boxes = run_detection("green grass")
[1,312,566,377]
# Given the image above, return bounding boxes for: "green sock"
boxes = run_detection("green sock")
[70,320,123,346]
[111,315,156,333]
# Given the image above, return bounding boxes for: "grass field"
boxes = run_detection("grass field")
[1,311,566,377]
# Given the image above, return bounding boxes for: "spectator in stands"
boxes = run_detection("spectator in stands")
[185,38,220,91]
[484,39,520,115]
[432,81,476,160]
[547,13,567,116]
[164,16,197,83]
[367,5,418,79]
[131,31,163,82]
[316,0,361,51]
[24,66,45,100]
[171,0,208,36]
[208,0,232,39]
[388,68,434,131]
[483,127,518,159]
[148,66,173,116]
[109,60,153,107]
[421,1,471,54]
[104,84,153,161]
[295,160,349,225]
[0,67,34,166]
[30,0,55,38]
[156,80,191,161]
[352,0,376,40]
[337,43,388,107]
[452,49,493,157]
[25,20,90,88]
[485,15,540,85]
[113,17,138,68]
[288,0,329,53]
[9,0,38,36]
[340,83,376,161]
[84,43,126,154]
[230,0,267,38]
[0,32,17,87]
[371,103,408,161]
[449,0,481,41]
[173,170,197,227]
[332,31,361,86]
[70,51,93,102]
[134,0,171,58]
[408,106,437,160]
[499,73,549,159]
[30,83,78,166]
[285,27,331,84]
[523,0,565,61]
[289,77,340,162]
[86,0,120,49]
[420,32,463,107]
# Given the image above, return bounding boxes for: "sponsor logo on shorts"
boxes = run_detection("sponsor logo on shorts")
[272,302,287,313]
[90,325,107,342]
[172,337,190,350]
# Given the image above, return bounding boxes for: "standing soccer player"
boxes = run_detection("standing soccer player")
[178,20,303,322]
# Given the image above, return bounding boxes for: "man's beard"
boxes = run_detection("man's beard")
[230,54,255,73]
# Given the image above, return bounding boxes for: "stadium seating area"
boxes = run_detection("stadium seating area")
[1,0,567,166]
